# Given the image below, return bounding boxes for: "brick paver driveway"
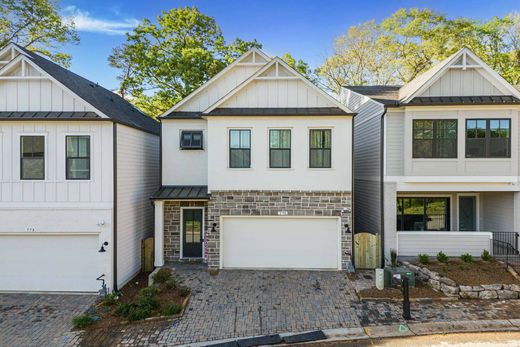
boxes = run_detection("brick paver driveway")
[0,293,96,347]
[78,265,361,346]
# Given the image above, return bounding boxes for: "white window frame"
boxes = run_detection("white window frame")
[227,127,253,170]
[64,133,93,181]
[18,132,47,182]
[307,126,334,170]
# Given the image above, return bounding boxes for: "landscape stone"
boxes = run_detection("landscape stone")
[472,286,484,292]
[429,279,441,290]
[479,290,498,299]
[504,284,520,292]
[497,290,518,300]
[459,291,479,299]
[482,284,502,291]
[441,284,459,296]
[439,277,457,287]
[459,286,473,292]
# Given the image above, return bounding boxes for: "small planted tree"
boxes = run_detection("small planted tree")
[460,253,473,263]
[418,254,429,264]
[481,249,493,262]
[436,251,448,263]
[390,249,398,267]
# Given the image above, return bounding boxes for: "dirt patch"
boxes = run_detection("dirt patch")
[85,271,188,330]
[358,280,446,300]
[417,260,519,286]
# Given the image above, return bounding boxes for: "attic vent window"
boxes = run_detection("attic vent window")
[180,130,203,149]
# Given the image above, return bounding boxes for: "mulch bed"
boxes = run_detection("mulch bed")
[417,260,520,286]
[358,280,447,300]
[85,272,187,330]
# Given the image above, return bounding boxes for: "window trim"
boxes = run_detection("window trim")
[228,129,251,169]
[396,195,452,231]
[180,130,204,150]
[269,129,291,169]
[65,135,91,180]
[309,128,332,168]
[20,134,46,181]
[412,119,458,159]
[465,118,511,158]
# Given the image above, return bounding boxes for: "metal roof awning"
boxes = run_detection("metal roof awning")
[0,111,101,120]
[151,185,209,200]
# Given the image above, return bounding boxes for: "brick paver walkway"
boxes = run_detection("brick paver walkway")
[0,293,96,347]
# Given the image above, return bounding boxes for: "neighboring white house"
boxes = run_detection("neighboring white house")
[0,43,160,292]
[342,47,520,266]
[153,48,355,270]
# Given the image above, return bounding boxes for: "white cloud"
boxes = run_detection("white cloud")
[63,6,139,35]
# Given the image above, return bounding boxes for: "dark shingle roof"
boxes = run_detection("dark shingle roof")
[162,112,203,120]
[345,85,402,105]
[0,111,101,120]
[408,95,520,106]
[208,107,352,116]
[151,186,209,200]
[14,44,159,135]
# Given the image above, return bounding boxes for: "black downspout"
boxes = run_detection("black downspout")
[380,107,388,269]
[113,123,118,291]
[351,115,355,269]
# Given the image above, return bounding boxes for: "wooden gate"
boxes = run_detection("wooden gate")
[354,232,380,269]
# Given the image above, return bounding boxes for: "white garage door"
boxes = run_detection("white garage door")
[221,217,341,270]
[0,234,102,292]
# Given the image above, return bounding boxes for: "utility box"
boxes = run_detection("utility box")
[384,267,415,288]
[141,237,154,272]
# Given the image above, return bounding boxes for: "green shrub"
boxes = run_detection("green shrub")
[179,286,191,297]
[418,254,429,264]
[165,279,177,290]
[126,306,152,321]
[390,249,398,267]
[481,249,492,262]
[115,302,132,317]
[436,251,448,263]
[101,292,118,306]
[72,314,96,329]
[460,253,473,263]
[153,268,172,284]
[161,303,182,316]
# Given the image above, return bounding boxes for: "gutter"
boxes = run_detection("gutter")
[112,123,118,291]
[379,107,387,269]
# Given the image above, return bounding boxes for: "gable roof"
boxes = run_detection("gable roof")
[346,86,401,106]
[4,44,159,134]
[204,57,354,115]
[161,48,271,117]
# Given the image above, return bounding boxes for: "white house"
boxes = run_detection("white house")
[153,48,355,270]
[0,43,160,292]
[342,47,520,266]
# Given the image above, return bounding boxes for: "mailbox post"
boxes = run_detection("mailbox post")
[402,277,411,320]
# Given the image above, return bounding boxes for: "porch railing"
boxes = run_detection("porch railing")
[492,231,519,256]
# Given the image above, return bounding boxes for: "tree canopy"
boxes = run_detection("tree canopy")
[0,0,79,67]
[109,7,262,117]
[318,9,520,93]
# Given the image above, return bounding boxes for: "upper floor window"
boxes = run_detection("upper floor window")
[20,136,44,180]
[413,120,457,158]
[180,130,203,149]
[269,129,291,168]
[229,129,251,168]
[466,119,510,158]
[66,136,90,180]
[309,129,331,168]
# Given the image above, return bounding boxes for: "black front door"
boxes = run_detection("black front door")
[182,209,203,258]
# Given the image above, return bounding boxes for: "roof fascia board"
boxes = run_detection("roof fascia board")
[10,55,110,119]
[160,48,270,116]
[203,57,354,114]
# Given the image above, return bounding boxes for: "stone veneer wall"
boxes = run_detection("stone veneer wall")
[163,201,208,263]
[205,190,353,270]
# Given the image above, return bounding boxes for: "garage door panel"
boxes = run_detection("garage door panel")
[0,234,102,292]
[222,217,340,269]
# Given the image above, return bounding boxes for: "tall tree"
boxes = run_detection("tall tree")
[109,7,261,117]
[0,0,78,67]
[319,8,520,92]
[281,52,317,83]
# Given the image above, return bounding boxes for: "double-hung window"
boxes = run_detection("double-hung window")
[229,129,251,168]
[466,119,510,158]
[413,120,457,158]
[309,129,331,168]
[397,197,450,231]
[66,136,90,180]
[269,129,291,168]
[20,136,45,180]
[180,130,203,149]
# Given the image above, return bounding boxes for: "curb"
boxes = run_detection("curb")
[184,319,520,346]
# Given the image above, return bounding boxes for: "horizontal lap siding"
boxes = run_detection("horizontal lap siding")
[480,192,515,232]
[398,233,491,256]
[116,124,159,287]
[385,112,404,176]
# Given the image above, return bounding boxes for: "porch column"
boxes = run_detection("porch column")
[515,192,520,249]
[154,200,165,267]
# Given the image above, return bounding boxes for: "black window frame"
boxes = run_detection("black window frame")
[180,130,204,150]
[269,129,291,168]
[309,129,332,168]
[229,129,251,168]
[465,118,511,158]
[20,135,45,180]
[412,119,458,159]
[396,197,451,231]
[66,135,91,180]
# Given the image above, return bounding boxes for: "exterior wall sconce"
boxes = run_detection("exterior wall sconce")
[344,224,351,233]
[99,241,109,253]
[211,223,217,232]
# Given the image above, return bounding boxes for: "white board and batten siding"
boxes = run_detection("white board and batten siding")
[420,68,505,97]
[116,124,160,287]
[397,232,492,257]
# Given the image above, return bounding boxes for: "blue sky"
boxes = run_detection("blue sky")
[60,0,519,91]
